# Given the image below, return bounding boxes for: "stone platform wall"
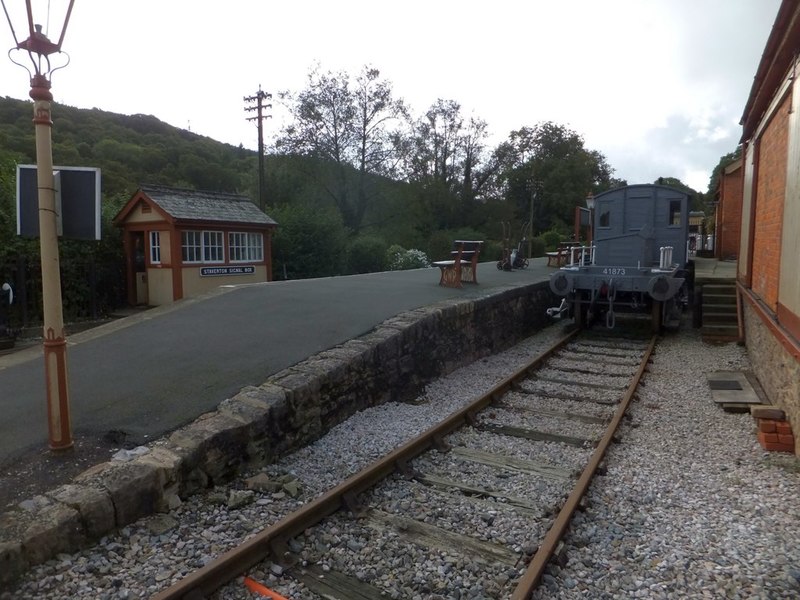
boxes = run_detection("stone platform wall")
[743,303,800,447]
[0,282,557,585]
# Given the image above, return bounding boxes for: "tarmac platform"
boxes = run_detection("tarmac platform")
[0,256,736,467]
[0,258,556,466]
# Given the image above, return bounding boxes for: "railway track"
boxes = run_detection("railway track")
[153,329,657,600]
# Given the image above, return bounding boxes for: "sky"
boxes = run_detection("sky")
[0,0,783,193]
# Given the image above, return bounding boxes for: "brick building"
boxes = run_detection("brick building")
[713,157,743,260]
[738,0,800,447]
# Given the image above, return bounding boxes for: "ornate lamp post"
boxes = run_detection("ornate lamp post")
[2,0,75,451]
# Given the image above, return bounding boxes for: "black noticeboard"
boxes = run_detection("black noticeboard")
[16,164,102,240]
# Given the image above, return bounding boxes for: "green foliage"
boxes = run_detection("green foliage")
[653,176,705,211]
[497,122,615,235]
[277,66,407,232]
[426,227,487,262]
[271,204,347,279]
[0,97,257,199]
[482,240,504,261]
[345,235,388,274]
[541,230,563,251]
[386,245,430,270]
[530,237,546,258]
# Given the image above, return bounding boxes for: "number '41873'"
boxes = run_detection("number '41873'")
[602,268,626,275]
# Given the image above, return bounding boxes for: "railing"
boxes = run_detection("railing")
[565,244,595,267]
[0,255,126,332]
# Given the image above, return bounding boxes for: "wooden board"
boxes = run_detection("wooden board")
[414,472,548,516]
[289,564,387,600]
[476,422,596,448]
[513,385,617,406]
[497,400,609,424]
[534,375,625,391]
[707,371,760,405]
[452,446,577,479]
[365,509,520,567]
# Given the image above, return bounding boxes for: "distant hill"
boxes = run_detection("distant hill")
[0,95,260,200]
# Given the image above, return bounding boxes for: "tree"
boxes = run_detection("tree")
[706,147,742,214]
[404,99,463,188]
[271,203,347,280]
[654,176,704,211]
[400,100,493,230]
[276,65,406,233]
[493,122,614,235]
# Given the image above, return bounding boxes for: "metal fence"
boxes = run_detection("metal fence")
[0,255,126,332]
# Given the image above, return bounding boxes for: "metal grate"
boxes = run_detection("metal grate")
[708,380,743,390]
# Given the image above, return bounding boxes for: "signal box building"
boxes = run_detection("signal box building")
[737,0,800,447]
[114,185,277,307]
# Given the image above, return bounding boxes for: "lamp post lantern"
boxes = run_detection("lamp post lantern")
[2,0,75,451]
[585,193,595,246]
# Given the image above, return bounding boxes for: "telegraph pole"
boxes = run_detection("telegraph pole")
[244,85,272,211]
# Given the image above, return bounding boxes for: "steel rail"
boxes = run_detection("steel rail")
[510,333,658,599]
[152,328,580,600]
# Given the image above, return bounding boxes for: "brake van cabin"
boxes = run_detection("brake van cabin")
[113,185,277,306]
[591,184,690,268]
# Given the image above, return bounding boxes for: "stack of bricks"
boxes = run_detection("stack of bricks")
[751,405,795,453]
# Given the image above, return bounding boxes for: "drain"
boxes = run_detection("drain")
[708,380,743,391]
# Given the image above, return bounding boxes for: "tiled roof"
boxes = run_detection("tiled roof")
[140,185,277,225]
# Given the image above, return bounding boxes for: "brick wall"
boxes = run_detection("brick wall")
[752,94,789,311]
[718,166,743,259]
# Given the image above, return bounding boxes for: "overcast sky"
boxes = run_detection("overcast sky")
[0,0,782,192]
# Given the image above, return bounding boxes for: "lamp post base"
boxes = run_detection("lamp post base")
[44,329,72,451]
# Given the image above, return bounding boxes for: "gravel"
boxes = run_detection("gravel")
[3,322,800,599]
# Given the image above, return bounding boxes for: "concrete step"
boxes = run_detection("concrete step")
[702,303,737,314]
[703,312,738,324]
[702,324,740,340]
[703,283,736,293]
[703,293,737,305]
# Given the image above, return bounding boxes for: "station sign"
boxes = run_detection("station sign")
[200,266,255,277]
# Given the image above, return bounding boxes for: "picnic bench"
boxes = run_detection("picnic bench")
[433,240,483,288]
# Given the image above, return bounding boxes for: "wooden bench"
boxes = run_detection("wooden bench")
[546,242,580,267]
[433,240,483,288]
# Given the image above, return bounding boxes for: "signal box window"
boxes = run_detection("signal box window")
[149,231,161,264]
[182,231,202,263]
[229,232,264,262]
[203,231,224,262]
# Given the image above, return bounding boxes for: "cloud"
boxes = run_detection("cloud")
[0,0,783,196]
[603,112,742,191]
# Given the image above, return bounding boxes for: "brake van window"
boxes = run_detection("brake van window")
[669,200,681,226]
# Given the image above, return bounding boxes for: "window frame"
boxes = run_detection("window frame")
[181,230,204,264]
[228,231,264,263]
[597,201,611,229]
[202,230,225,263]
[667,200,682,227]
[149,231,161,264]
